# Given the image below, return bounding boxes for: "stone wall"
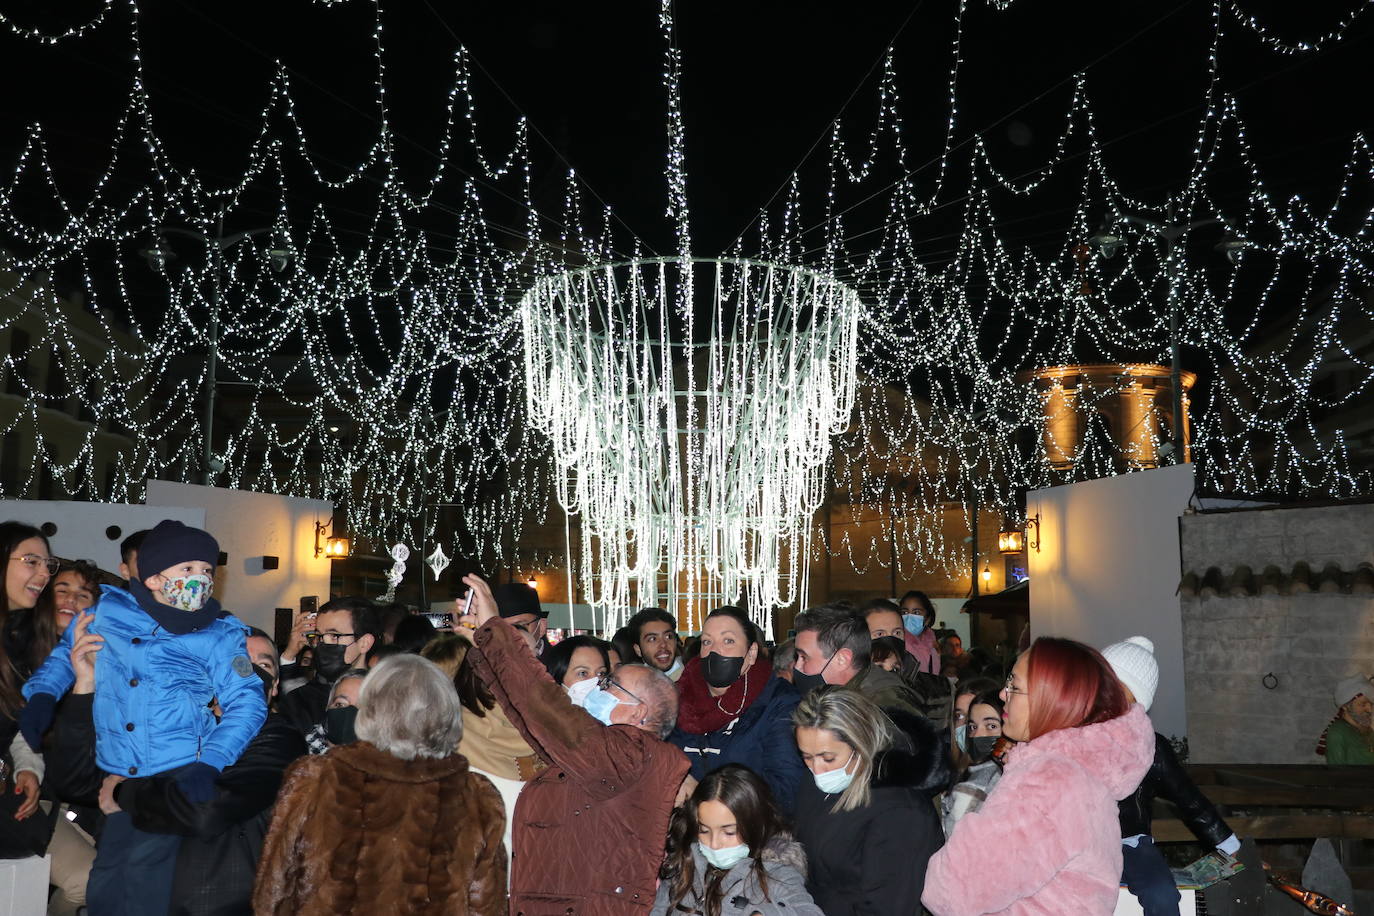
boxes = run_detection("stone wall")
[1180,502,1374,764]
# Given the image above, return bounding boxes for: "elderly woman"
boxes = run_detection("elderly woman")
[253,654,507,915]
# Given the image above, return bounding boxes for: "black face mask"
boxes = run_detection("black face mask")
[253,664,276,701]
[792,653,834,695]
[701,652,746,689]
[313,643,352,683]
[871,636,905,663]
[969,735,1000,762]
[325,705,359,745]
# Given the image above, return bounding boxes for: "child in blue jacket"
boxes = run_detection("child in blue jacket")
[21,519,266,916]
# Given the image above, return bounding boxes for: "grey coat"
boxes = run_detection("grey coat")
[650,834,823,916]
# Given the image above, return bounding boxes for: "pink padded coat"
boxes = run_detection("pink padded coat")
[922,704,1155,916]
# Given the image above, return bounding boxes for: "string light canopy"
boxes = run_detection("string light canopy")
[521,257,861,633]
[0,0,1368,606]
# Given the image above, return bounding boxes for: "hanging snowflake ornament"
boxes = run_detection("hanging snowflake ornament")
[386,543,409,588]
[425,543,451,581]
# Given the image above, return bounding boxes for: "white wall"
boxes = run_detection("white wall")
[145,480,333,635]
[1027,464,1195,738]
[0,500,205,574]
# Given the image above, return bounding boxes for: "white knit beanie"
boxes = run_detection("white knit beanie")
[1334,675,1372,709]
[1102,636,1159,711]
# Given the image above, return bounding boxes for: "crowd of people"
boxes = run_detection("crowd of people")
[0,516,1370,915]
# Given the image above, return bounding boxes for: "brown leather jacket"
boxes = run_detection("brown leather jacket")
[252,741,507,915]
[470,617,690,915]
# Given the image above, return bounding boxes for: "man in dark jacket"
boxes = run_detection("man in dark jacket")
[277,596,379,735]
[1105,636,1239,915]
[464,573,689,915]
[47,623,307,916]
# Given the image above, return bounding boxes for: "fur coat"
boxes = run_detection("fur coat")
[650,833,823,916]
[922,704,1155,916]
[252,741,507,915]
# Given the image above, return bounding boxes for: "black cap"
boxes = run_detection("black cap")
[494,582,544,619]
[137,520,219,581]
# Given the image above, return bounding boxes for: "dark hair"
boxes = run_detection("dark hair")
[377,603,410,641]
[119,529,148,568]
[542,635,612,687]
[661,765,786,916]
[900,590,936,624]
[954,674,1002,700]
[704,606,760,648]
[608,626,637,667]
[861,598,901,619]
[626,608,677,643]
[869,637,901,668]
[392,615,437,654]
[0,521,52,715]
[367,643,408,666]
[418,633,496,717]
[792,603,871,671]
[318,596,382,644]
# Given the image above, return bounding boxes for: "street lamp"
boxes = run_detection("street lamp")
[1089,206,1248,462]
[142,214,292,486]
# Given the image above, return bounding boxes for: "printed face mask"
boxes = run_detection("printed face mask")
[698,842,751,870]
[161,574,213,612]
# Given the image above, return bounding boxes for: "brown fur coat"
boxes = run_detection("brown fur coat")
[252,741,507,915]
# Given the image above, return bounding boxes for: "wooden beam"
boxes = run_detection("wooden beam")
[1154,814,1374,842]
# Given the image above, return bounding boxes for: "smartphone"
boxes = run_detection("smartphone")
[424,612,454,630]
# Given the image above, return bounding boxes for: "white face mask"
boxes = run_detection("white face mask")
[566,677,599,707]
[812,753,856,795]
[697,841,750,871]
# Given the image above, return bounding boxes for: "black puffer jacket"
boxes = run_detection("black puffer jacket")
[794,709,946,916]
[1119,731,1232,847]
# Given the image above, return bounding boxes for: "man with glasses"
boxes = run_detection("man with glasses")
[276,596,380,736]
[492,581,549,657]
[464,573,689,915]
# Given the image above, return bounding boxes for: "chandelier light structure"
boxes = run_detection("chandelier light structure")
[521,256,861,634]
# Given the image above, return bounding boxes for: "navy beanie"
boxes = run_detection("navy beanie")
[137,519,219,581]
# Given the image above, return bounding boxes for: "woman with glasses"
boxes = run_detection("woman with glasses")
[792,686,945,916]
[669,606,808,813]
[0,522,57,839]
[922,637,1155,916]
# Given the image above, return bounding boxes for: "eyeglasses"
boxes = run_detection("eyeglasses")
[596,672,645,706]
[10,555,59,575]
[1004,675,1028,697]
[306,632,357,646]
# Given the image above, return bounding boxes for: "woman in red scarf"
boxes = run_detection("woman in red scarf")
[669,607,807,813]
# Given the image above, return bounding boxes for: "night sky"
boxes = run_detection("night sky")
[3,1,1371,267]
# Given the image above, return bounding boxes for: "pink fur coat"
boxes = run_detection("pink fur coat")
[922,704,1155,916]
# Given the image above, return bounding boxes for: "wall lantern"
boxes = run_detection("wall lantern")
[526,577,538,591]
[314,519,350,559]
[998,528,1025,554]
[981,563,992,586]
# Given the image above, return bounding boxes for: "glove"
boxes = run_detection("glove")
[174,762,221,804]
[18,693,57,752]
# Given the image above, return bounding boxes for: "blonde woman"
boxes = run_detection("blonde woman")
[791,687,944,915]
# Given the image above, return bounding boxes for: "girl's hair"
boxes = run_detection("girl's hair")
[968,688,1005,721]
[868,638,901,668]
[1025,637,1130,740]
[0,521,51,716]
[660,765,785,916]
[418,631,495,717]
[791,686,893,812]
[541,635,612,686]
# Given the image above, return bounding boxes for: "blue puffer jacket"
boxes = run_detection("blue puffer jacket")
[23,585,266,777]
[670,672,807,812]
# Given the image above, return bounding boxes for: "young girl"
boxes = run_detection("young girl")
[653,764,823,916]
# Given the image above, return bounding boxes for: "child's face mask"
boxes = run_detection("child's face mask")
[161,573,214,612]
